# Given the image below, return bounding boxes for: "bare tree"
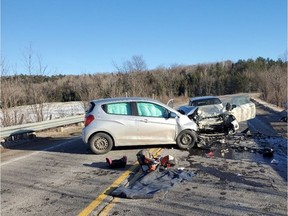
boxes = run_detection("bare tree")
[22,44,50,122]
[268,65,287,107]
[112,55,147,73]
[0,58,26,126]
[112,55,147,96]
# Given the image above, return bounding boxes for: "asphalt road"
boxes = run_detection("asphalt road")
[1,101,287,216]
[1,132,158,215]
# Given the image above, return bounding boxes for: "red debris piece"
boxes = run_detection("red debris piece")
[207,151,214,158]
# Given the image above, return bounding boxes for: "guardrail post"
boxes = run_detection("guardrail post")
[57,127,64,132]
[77,122,84,127]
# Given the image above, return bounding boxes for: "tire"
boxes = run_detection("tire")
[176,130,197,150]
[89,133,113,154]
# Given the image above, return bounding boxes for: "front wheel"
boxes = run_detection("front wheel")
[176,130,197,150]
[89,133,113,154]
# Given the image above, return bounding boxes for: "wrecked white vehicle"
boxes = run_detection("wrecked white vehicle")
[178,95,256,136]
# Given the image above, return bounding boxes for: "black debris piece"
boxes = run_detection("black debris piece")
[262,148,274,157]
[106,156,127,168]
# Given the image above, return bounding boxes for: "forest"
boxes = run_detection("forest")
[1,56,287,126]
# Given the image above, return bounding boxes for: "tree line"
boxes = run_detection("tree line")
[1,56,287,126]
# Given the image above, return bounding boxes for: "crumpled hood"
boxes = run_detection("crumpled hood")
[178,105,224,117]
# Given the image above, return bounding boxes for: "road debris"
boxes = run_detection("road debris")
[110,166,196,199]
[270,159,279,164]
[110,150,195,199]
[106,156,127,168]
[207,151,214,158]
[188,127,287,171]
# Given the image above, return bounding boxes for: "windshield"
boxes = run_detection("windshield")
[197,104,223,117]
[190,98,222,106]
[229,95,251,106]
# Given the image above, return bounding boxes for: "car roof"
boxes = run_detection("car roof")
[91,97,163,104]
[189,96,221,102]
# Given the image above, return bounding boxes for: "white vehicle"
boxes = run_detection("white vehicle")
[179,95,256,135]
[189,96,224,110]
[82,97,198,154]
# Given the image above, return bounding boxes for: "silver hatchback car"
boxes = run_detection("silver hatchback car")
[82,97,198,154]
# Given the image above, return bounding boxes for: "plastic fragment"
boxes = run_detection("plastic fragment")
[207,151,214,157]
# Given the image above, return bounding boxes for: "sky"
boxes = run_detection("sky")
[1,0,287,75]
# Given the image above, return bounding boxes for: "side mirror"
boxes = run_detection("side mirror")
[226,103,232,111]
[169,112,177,118]
[178,109,185,115]
[226,103,236,111]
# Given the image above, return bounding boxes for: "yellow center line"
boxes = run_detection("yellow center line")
[98,148,163,216]
[78,148,162,216]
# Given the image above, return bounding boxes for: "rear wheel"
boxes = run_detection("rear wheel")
[176,130,197,150]
[89,133,113,154]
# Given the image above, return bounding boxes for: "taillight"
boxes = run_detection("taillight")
[84,114,95,127]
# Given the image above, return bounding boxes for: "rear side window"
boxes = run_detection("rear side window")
[102,102,132,115]
[136,102,167,117]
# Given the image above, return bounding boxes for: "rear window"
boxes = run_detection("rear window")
[190,98,222,106]
[102,102,132,115]
[86,102,95,113]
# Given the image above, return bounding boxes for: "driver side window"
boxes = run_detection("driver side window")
[136,102,168,118]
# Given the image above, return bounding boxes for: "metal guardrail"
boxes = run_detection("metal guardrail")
[0,115,84,139]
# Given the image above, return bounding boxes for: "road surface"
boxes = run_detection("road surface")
[1,100,287,216]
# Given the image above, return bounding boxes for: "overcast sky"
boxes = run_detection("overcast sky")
[2,0,287,75]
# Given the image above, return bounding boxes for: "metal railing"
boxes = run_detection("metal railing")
[0,115,84,139]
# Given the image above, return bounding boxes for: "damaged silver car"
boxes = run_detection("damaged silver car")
[178,95,256,136]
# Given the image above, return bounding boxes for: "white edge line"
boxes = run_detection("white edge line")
[1,137,81,166]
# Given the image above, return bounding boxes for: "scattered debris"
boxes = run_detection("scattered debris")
[271,159,279,164]
[136,150,179,172]
[111,167,196,199]
[136,149,159,172]
[110,149,195,199]
[160,155,178,168]
[207,151,214,158]
[106,156,127,168]
[262,148,274,157]
[188,127,286,167]
[241,127,250,135]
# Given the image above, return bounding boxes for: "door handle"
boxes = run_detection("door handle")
[140,119,148,123]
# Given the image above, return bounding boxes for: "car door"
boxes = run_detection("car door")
[229,95,256,122]
[103,102,138,146]
[135,102,176,144]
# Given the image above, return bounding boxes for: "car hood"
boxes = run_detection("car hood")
[178,105,223,117]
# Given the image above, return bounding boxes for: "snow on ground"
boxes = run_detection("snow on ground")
[0,101,85,127]
[0,93,286,128]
